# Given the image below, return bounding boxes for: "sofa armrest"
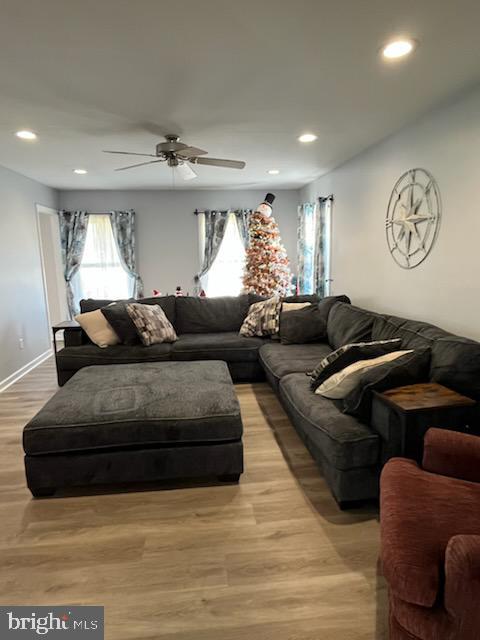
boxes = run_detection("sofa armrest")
[63,326,89,347]
[444,535,480,637]
[423,428,480,483]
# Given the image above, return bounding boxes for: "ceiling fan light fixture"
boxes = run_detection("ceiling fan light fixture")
[15,130,37,140]
[298,133,317,143]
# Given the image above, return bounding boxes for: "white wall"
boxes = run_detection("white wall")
[58,189,300,296]
[0,165,58,384]
[301,85,480,340]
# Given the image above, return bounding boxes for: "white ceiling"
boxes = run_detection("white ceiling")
[1,0,480,190]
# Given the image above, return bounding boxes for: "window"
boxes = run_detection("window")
[298,203,316,294]
[72,215,134,304]
[297,198,332,296]
[203,213,246,297]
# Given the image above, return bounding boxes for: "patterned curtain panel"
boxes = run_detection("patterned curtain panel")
[58,210,89,318]
[109,210,144,298]
[233,209,251,247]
[314,197,332,297]
[195,210,230,291]
[297,202,315,294]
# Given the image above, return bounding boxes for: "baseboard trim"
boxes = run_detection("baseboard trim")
[0,349,53,393]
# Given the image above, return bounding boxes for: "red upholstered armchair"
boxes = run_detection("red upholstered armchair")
[380,428,480,640]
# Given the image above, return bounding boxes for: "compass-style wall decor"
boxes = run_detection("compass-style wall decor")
[386,168,441,269]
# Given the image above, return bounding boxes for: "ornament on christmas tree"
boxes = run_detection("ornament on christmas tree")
[242,193,292,297]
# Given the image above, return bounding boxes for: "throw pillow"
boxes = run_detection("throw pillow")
[74,309,120,348]
[239,297,281,337]
[279,304,329,345]
[315,350,413,399]
[126,303,178,346]
[281,302,311,312]
[101,301,140,345]
[309,339,403,390]
[343,347,431,421]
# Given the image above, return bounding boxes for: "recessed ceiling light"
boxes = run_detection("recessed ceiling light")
[382,39,415,59]
[298,133,317,143]
[268,169,280,175]
[15,130,37,140]
[73,168,88,175]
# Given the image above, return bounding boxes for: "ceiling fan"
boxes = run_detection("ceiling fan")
[103,135,246,181]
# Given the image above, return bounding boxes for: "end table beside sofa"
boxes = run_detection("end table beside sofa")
[45,294,480,505]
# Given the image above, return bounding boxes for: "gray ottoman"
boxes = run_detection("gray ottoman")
[23,361,243,497]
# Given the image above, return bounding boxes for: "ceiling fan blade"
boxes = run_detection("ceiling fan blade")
[114,159,165,172]
[177,146,208,158]
[192,157,246,169]
[104,150,158,157]
[176,162,198,181]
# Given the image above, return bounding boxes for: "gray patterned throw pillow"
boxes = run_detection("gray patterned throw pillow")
[126,303,178,346]
[308,338,402,390]
[240,296,282,337]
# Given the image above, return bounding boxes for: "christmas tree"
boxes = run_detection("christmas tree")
[243,193,292,296]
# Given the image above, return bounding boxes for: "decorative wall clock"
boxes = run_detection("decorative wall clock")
[385,168,441,269]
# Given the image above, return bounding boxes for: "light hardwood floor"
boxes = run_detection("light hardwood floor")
[0,358,387,639]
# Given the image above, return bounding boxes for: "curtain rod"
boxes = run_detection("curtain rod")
[194,208,252,215]
[319,195,334,202]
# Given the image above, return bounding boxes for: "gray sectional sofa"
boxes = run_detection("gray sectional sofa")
[56,294,480,506]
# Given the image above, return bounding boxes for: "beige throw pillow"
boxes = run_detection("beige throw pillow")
[281,302,311,312]
[74,309,120,348]
[315,350,413,399]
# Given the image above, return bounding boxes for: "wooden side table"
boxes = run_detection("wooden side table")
[372,382,476,462]
[52,320,81,353]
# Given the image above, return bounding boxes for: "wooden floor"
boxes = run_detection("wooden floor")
[0,358,387,639]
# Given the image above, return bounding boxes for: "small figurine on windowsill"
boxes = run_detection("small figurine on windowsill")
[152,289,162,297]
[175,286,184,297]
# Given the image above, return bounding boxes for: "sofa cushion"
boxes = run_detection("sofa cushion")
[279,373,380,469]
[279,304,328,344]
[80,296,176,325]
[380,458,480,608]
[175,295,249,334]
[430,335,480,401]
[56,343,173,371]
[126,302,178,345]
[101,301,141,345]
[309,339,403,390]
[74,309,120,348]
[372,314,451,350]
[23,361,242,455]
[315,350,414,400]
[343,347,431,420]
[259,342,333,388]
[327,303,377,350]
[172,332,266,363]
[240,297,281,337]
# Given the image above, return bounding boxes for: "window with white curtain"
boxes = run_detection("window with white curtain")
[72,214,134,302]
[203,213,246,297]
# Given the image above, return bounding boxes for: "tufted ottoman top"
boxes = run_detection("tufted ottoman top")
[23,361,242,455]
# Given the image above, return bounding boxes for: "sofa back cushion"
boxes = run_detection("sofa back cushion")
[430,336,480,400]
[372,315,450,350]
[373,315,480,400]
[175,295,250,334]
[327,303,377,350]
[80,296,176,325]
